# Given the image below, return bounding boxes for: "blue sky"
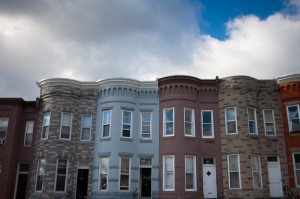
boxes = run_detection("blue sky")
[0,0,299,100]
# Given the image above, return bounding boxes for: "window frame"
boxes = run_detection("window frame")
[121,110,132,138]
[0,117,9,144]
[184,108,195,137]
[293,153,300,188]
[286,104,300,133]
[185,155,197,191]
[102,110,111,138]
[80,114,92,141]
[140,112,152,139]
[247,107,258,135]
[163,108,175,137]
[225,107,238,135]
[41,112,50,140]
[54,159,68,192]
[201,110,214,138]
[99,157,109,191]
[119,157,131,191]
[59,112,72,140]
[24,120,34,146]
[263,109,276,136]
[251,154,262,189]
[227,154,241,189]
[35,159,45,192]
[163,155,175,191]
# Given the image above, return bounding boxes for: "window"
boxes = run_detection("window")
[55,159,68,192]
[41,112,50,139]
[60,113,72,140]
[163,108,174,137]
[122,111,132,138]
[263,109,276,136]
[185,156,196,191]
[24,121,34,146]
[293,153,300,187]
[81,115,91,141]
[202,110,214,138]
[251,155,262,188]
[35,159,45,191]
[287,105,300,132]
[163,155,175,191]
[99,157,109,190]
[141,112,151,139]
[248,107,258,134]
[228,154,241,189]
[225,107,237,134]
[0,117,9,143]
[102,110,111,138]
[120,158,130,191]
[184,108,195,137]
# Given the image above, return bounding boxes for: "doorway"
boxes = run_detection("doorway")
[267,156,283,197]
[76,169,89,199]
[140,168,151,198]
[14,163,29,199]
[202,158,217,198]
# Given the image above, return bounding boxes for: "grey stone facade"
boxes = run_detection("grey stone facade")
[29,79,98,199]
[219,76,289,198]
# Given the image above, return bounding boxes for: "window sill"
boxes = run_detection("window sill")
[120,137,133,142]
[79,140,93,144]
[58,139,71,144]
[100,137,111,141]
[139,139,152,143]
[289,131,300,136]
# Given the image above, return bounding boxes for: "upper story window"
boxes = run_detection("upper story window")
[41,112,50,139]
[60,112,72,140]
[141,112,151,139]
[35,159,45,191]
[81,114,91,141]
[184,108,195,137]
[248,107,258,135]
[0,117,9,144]
[263,109,276,136]
[102,110,111,138]
[122,110,132,138]
[163,108,174,137]
[225,107,237,135]
[286,105,300,133]
[202,110,214,138]
[24,121,34,146]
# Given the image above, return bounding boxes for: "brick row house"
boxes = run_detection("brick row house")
[1,74,299,199]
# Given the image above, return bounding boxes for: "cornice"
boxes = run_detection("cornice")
[97,78,157,89]
[276,74,300,84]
[37,78,98,89]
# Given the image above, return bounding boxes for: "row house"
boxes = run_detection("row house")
[0,98,38,199]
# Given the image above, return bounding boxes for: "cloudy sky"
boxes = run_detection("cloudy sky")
[0,0,300,100]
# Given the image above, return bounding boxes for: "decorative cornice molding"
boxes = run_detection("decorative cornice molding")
[276,74,300,84]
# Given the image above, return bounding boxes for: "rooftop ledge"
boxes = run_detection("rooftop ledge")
[276,74,300,84]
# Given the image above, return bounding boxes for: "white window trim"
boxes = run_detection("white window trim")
[247,107,258,135]
[163,155,175,191]
[184,108,195,137]
[293,153,300,188]
[24,120,34,146]
[225,107,238,135]
[201,110,214,138]
[102,110,111,138]
[185,155,197,191]
[0,117,9,143]
[121,110,132,138]
[41,112,50,140]
[59,112,72,140]
[263,109,276,136]
[119,157,131,191]
[80,114,92,141]
[251,155,263,189]
[35,159,45,192]
[140,112,152,139]
[286,104,300,133]
[99,157,109,191]
[163,107,175,137]
[227,154,241,189]
[54,159,68,192]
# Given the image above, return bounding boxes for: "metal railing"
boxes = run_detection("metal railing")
[283,185,297,199]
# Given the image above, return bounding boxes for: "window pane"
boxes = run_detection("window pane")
[62,113,71,126]
[230,172,240,188]
[100,157,108,190]
[82,115,91,128]
[295,154,300,169]
[121,159,129,174]
[165,173,174,189]
[264,110,273,123]
[186,173,194,189]
[81,128,90,140]
[103,125,110,137]
[19,163,30,172]
[226,108,235,121]
[185,157,194,173]
[203,124,212,137]
[56,176,66,191]
[202,111,211,123]
[252,156,259,171]
[249,121,256,133]
[288,106,299,119]
[0,118,9,139]
[165,123,173,135]
[185,122,192,135]
[100,174,107,190]
[229,155,238,171]
[248,108,255,120]
[42,112,50,126]
[103,111,110,124]
[61,127,70,139]
[25,133,33,146]
[165,109,173,122]
[185,109,192,122]
[227,121,236,134]
[123,111,131,124]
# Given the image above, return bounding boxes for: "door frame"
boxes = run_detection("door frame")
[76,166,89,199]
[13,163,30,199]
[202,157,217,199]
[267,155,283,197]
[139,158,152,199]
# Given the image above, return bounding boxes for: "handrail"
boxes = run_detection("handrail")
[283,185,297,199]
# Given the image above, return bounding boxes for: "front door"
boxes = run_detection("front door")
[141,168,151,198]
[76,169,89,199]
[267,156,283,197]
[203,158,217,198]
[15,163,29,199]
